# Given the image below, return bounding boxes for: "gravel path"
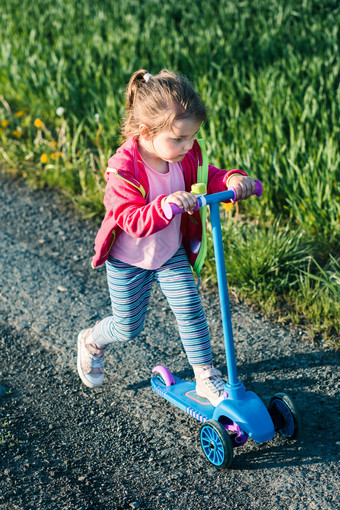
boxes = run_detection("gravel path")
[0,173,339,510]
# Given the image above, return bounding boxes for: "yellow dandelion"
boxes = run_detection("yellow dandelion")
[13,130,22,138]
[50,141,58,147]
[34,118,43,129]
[51,152,62,159]
[222,202,233,212]
[40,153,48,163]
[15,111,24,117]
[22,171,27,178]
[1,120,9,127]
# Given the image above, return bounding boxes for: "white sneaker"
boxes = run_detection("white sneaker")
[194,365,225,406]
[77,328,107,388]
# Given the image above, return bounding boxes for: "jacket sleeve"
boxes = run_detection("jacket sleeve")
[184,142,247,194]
[104,172,171,238]
[207,164,248,194]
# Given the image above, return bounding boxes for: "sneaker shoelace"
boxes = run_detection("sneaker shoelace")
[90,354,105,367]
[86,346,107,373]
[200,367,225,395]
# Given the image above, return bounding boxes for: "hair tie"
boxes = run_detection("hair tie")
[143,72,152,83]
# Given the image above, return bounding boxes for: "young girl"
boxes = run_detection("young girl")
[77,69,255,406]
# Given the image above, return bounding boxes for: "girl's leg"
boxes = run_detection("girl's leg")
[92,257,154,347]
[155,245,212,366]
[155,246,225,406]
[78,258,153,388]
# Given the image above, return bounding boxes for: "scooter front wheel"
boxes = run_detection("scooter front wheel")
[269,393,302,440]
[200,420,234,469]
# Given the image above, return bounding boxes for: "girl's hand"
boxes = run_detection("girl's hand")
[227,174,256,201]
[165,190,197,214]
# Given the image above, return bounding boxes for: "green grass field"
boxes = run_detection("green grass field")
[0,0,339,344]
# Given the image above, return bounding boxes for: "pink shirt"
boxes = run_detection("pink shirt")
[110,160,185,269]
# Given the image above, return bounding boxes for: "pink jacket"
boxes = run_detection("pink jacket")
[92,137,246,268]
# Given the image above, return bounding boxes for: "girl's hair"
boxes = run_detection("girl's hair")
[121,69,207,139]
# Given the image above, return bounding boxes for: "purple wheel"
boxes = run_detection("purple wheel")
[152,366,175,387]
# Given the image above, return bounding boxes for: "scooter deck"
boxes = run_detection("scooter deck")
[151,375,215,423]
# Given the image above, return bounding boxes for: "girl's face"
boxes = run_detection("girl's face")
[142,117,202,164]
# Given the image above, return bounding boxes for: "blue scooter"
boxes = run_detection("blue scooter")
[151,182,301,468]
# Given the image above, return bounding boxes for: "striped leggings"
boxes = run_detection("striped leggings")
[92,245,212,366]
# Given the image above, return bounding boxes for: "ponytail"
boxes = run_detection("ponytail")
[125,69,150,112]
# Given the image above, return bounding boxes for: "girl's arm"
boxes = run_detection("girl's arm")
[187,141,255,200]
[207,164,255,200]
[184,143,254,199]
[105,174,171,238]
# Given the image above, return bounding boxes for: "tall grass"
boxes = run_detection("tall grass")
[0,0,339,344]
[205,215,339,343]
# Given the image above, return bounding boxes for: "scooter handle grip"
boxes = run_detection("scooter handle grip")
[254,179,263,197]
[230,179,263,204]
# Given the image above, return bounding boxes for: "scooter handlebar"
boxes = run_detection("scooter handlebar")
[163,179,263,219]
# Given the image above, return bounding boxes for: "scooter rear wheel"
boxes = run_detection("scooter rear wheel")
[200,420,234,469]
[269,392,302,440]
[151,366,175,387]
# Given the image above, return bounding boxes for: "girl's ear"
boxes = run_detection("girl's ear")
[139,124,152,140]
